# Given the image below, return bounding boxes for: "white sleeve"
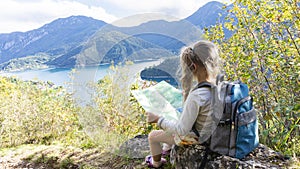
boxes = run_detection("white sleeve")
[158,89,208,136]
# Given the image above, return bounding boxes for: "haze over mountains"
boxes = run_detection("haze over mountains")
[0,1,230,71]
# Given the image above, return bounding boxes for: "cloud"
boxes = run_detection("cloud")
[0,0,232,33]
[100,0,197,17]
[0,0,117,33]
[95,0,231,18]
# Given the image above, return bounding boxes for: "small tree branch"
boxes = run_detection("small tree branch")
[285,26,300,56]
[263,75,278,103]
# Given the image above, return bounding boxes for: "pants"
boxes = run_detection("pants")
[148,130,175,156]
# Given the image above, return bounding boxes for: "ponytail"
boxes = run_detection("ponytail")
[178,40,221,101]
[178,47,194,101]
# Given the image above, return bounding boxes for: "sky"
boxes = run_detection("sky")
[0,0,232,34]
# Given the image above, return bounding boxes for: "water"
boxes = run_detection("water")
[0,60,175,105]
[0,60,162,87]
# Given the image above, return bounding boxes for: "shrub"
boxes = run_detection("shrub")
[77,63,153,151]
[205,0,299,156]
[0,77,86,147]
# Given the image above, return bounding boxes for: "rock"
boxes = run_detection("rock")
[118,135,290,168]
[170,144,289,169]
[118,135,150,159]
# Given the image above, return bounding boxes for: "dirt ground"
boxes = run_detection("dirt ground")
[1,144,299,169]
[0,144,147,169]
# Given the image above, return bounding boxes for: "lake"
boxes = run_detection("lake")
[0,60,162,87]
[1,59,179,105]
[0,60,164,105]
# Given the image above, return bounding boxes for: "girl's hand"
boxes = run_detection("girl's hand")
[146,112,160,123]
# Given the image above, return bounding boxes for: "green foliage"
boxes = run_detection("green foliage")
[205,0,299,156]
[0,76,88,147]
[0,61,154,153]
[77,62,153,151]
[141,57,179,78]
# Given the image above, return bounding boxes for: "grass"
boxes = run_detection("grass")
[0,144,151,169]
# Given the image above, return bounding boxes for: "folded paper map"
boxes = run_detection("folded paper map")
[131,81,183,121]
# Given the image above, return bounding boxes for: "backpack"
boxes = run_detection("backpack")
[195,75,259,159]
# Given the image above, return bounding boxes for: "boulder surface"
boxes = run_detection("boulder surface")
[118,135,289,168]
[170,144,288,169]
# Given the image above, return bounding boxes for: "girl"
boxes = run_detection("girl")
[145,40,221,168]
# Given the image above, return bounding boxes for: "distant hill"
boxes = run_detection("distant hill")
[0,16,106,63]
[140,56,180,85]
[185,1,234,38]
[49,31,174,67]
[49,17,203,67]
[0,1,231,70]
[185,1,226,28]
[99,19,202,55]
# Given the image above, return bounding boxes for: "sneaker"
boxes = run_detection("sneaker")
[144,155,167,168]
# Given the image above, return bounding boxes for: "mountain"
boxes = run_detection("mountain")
[46,18,200,68]
[185,1,234,37]
[0,1,231,70]
[186,1,226,28]
[49,31,174,67]
[0,16,106,63]
[100,19,202,54]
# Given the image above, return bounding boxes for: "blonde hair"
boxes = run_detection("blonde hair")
[178,40,221,101]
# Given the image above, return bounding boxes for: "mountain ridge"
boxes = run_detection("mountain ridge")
[185,1,225,27]
[0,16,106,63]
[0,1,230,70]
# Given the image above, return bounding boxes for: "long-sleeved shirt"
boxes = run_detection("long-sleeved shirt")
[158,85,216,144]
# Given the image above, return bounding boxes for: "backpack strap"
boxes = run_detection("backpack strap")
[193,81,212,91]
[191,82,214,169]
[191,81,212,138]
[226,83,234,117]
[216,74,224,85]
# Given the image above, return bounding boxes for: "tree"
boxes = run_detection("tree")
[205,0,299,156]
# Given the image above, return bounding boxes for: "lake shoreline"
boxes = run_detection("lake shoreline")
[0,59,162,73]
[0,59,163,87]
